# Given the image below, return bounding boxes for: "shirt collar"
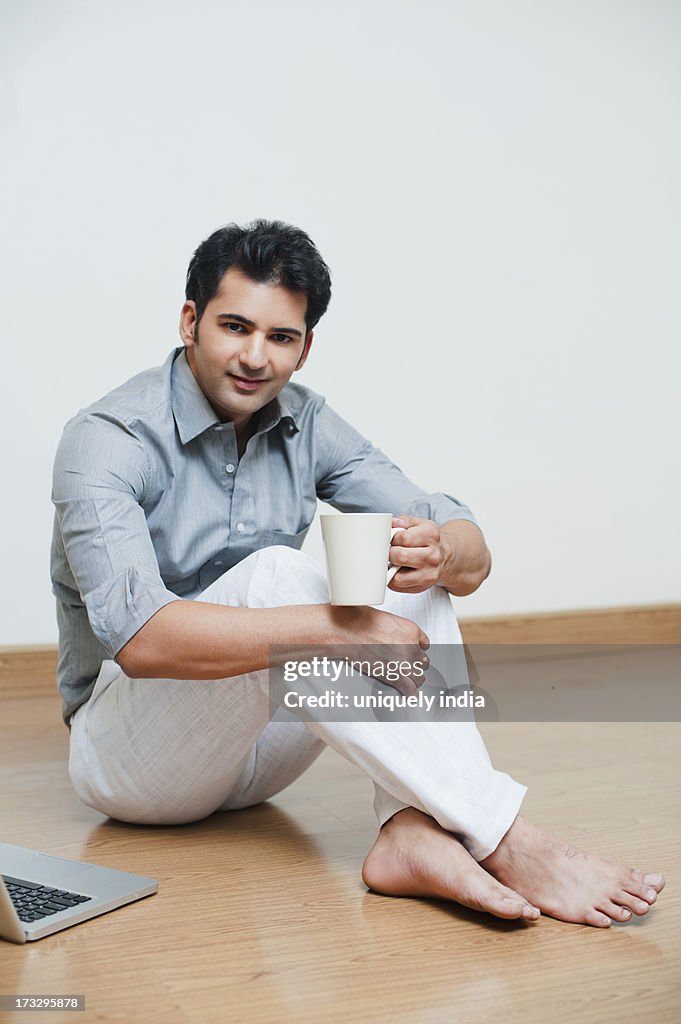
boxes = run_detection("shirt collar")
[171,348,301,445]
[171,348,221,444]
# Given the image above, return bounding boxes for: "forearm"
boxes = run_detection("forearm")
[116,600,338,680]
[437,520,492,596]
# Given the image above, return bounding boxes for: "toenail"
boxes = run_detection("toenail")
[622,909,631,917]
[647,889,656,901]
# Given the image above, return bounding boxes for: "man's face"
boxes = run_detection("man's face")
[179,267,313,437]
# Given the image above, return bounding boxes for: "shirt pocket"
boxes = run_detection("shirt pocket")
[262,523,312,550]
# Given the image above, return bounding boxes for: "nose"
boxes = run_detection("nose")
[238,332,268,373]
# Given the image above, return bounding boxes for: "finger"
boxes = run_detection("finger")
[372,650,428,693]
[391,520,438,548]
[387,577,432,595]
[397,657,429,692]
[389,568,439,591]
[372,669,418,697]
[391,582,433,594]
[392,514,420,528]
[389,544,433,565]
[403,653,431,691]
[399,680,420,697]
[415,651,430,681]
[389,546,441,579]
[392,525,437,547]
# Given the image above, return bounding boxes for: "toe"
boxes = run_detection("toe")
[623,878,658,904]
[492,883,540,919]
[584,908,612,928]
[598,900,633,923]
[616,890,653,915]
[488,893,533,920]
[632,869,665,893]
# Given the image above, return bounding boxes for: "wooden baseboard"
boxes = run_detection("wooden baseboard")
[0,645,59,699]
[1,604,679,699]
[457,603,681,644]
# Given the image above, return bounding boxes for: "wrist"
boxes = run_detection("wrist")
[437,521,491,595]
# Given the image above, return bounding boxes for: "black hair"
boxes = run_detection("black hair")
[185,219,332,334]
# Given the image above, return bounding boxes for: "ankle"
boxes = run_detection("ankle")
[382,807,428,833]
[480,814,528,869]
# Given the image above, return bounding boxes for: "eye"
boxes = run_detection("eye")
[224,322,244,333]
[271,334,294,344]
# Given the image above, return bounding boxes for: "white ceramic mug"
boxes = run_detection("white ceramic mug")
[320,513,400,606]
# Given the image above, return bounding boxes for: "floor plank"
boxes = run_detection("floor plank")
[0,688,679,1024]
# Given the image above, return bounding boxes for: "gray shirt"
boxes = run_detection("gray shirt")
[51,347,478,725]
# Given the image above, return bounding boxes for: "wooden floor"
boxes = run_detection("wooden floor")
[1,675,679,1022]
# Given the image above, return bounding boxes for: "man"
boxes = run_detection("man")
[51,219,664,928]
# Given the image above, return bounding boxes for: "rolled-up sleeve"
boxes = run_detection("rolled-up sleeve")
[313,401,478,526]
[51,413,182,658]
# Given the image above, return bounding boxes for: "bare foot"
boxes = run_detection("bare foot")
[481,815,666,928]
[362,808,540,922]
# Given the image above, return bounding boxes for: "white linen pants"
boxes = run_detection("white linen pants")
[68,545,526,861]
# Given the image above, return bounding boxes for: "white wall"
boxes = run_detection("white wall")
[1,0,679,645]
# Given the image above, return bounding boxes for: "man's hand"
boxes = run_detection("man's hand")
[388,515,491,596]
[309,603,431,697]
[387,516,445,594]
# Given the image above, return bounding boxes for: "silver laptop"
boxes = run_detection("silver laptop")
[0,842,157,943]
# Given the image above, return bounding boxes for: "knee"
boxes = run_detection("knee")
[254,544,328,601]
[258,544,321,573]
[199,544,326,606]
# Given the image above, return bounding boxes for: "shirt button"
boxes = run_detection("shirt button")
[214,424,224,432]
[225,464,235,474]
[236,522,245,533]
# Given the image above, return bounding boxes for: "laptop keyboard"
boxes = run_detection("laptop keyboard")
[2,874,92,923]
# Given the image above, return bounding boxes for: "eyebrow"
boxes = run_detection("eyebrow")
[217,313,303,337]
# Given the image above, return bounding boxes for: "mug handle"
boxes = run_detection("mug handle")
[386,526,400,584]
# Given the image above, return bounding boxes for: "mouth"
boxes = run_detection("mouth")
[229,374,267,391]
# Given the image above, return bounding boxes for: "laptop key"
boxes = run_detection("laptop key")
[2,876,43,890]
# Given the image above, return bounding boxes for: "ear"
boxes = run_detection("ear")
[179,301,198,349]
[294,330,314,371]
